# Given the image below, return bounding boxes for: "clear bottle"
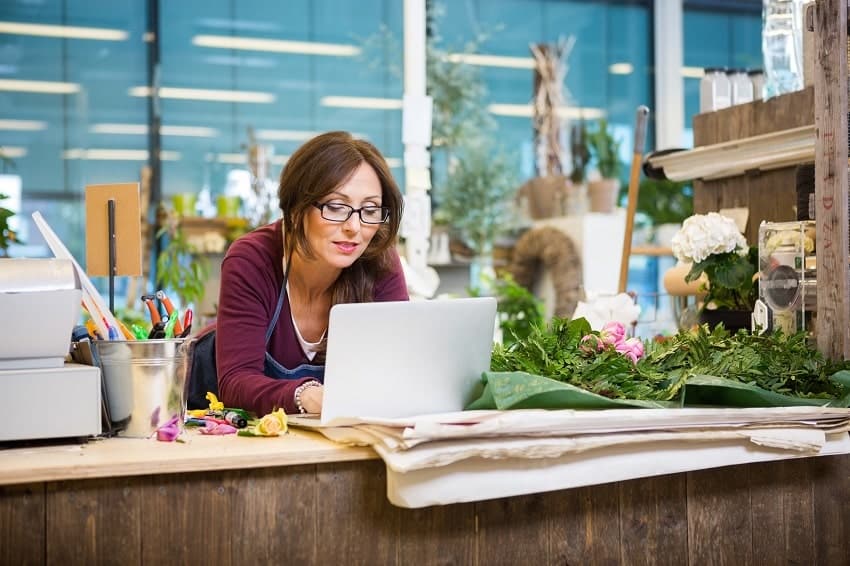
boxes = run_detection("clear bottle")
[762,0,805,98]
[730,68,754,105]
[748,69,765,100]
[699,68,731,112]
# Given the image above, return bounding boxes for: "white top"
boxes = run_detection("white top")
[287,283,324,361]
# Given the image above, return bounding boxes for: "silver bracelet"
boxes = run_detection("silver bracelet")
[293,380,321,414]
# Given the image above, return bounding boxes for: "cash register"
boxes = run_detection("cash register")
[0,258,101,441]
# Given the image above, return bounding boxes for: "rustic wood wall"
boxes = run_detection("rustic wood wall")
[692,86,814,243]
[2,454,850,565]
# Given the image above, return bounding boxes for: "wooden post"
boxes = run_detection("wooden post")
[813,0,850,359]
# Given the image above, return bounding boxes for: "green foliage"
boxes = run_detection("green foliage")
[472,273,545,346]
[491,318,850,402]
[426,14,496,149]
[438,142,517,255]
[587,119,622,179]
[0,193,20,257]
[491,317,685,401]
[156,224,209,307]
[644,324,849,399]
[686,247,758,311]
[627,178,693,226]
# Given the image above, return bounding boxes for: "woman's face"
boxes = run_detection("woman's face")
[304,161,384,270]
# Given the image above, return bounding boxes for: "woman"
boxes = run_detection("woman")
[216,131,408,416]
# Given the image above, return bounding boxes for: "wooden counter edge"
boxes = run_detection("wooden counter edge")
[0,428,378,486]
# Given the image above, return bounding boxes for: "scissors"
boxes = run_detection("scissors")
[148,319,167,339]
[156,290,184,335]
[141,294,162,325]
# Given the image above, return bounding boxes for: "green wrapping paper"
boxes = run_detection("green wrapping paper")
[466,371,678,410]
[683,372,850,408]
[465,370,850,411]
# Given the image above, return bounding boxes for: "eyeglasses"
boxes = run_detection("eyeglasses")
[313,202,390,224]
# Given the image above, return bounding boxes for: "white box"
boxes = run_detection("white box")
[0,289,82,369]
[0,363,101,441]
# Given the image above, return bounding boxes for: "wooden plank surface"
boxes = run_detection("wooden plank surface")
[45,477,141,564]
[618,474,688,566]
[811,453,850,565]
[0,483,44,565]
[229,465,318,564]
[814,0,850,360]
[687,465,753,565]
[548,483,621,565]
[315,460,400,565]
[0,429,376,486]
[398,500,476,565]
[692,87,814,243]
[748,459,815,566]
[3,455,850,564]
[140,472,232,564]
[476,493,551,564]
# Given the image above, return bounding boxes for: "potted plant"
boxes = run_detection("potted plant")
[437,141,517,289]
[671,212,758,332]
[156,206,210,308]
[0,193,20,257]
[587,119,622,213]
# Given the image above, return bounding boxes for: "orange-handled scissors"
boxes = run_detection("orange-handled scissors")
[156,290,183,335]
[141,294,162,325]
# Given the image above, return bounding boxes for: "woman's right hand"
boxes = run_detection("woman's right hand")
[300,384,324,414]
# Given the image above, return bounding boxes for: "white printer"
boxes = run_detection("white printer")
[0,258,102,441]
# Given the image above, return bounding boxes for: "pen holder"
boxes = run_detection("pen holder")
[92,339,188,438]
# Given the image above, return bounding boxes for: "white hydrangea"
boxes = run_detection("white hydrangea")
[671,212,748,264]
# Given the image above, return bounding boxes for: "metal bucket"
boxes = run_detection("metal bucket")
[93,339,187,438]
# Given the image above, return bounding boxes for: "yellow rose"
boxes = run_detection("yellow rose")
[256,409,288,436]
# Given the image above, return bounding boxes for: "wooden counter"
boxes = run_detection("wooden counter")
[3,430,850,564]
[0,429,375,485]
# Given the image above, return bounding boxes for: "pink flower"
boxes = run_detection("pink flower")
[615,337,645,364]
[579,334,603,354]
[600,322,626,347]
[198,421,237,435]
[156,415,180,442]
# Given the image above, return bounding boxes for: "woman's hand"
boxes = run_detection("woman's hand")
[300,384,324,414]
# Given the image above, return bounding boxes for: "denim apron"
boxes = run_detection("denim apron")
[262,282,325,383]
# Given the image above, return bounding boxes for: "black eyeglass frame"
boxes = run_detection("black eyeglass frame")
[312,202,390,224]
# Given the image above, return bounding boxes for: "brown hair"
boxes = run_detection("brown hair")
[277,131,403,305]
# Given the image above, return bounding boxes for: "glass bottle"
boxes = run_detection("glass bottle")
[762,0,805,97]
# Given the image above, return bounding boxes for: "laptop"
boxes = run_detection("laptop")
[317,296,497,425]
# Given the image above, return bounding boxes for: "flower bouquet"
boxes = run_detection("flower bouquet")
[671,212,758,322]
[466,316,850,410]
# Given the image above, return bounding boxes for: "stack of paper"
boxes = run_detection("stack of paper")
[290,407,850,508]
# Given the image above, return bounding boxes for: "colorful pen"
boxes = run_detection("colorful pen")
[117,320,135,340]
[163,311,179,339]
[130,324,149,341]
[104,318,119,340]
[180,309,194,338]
